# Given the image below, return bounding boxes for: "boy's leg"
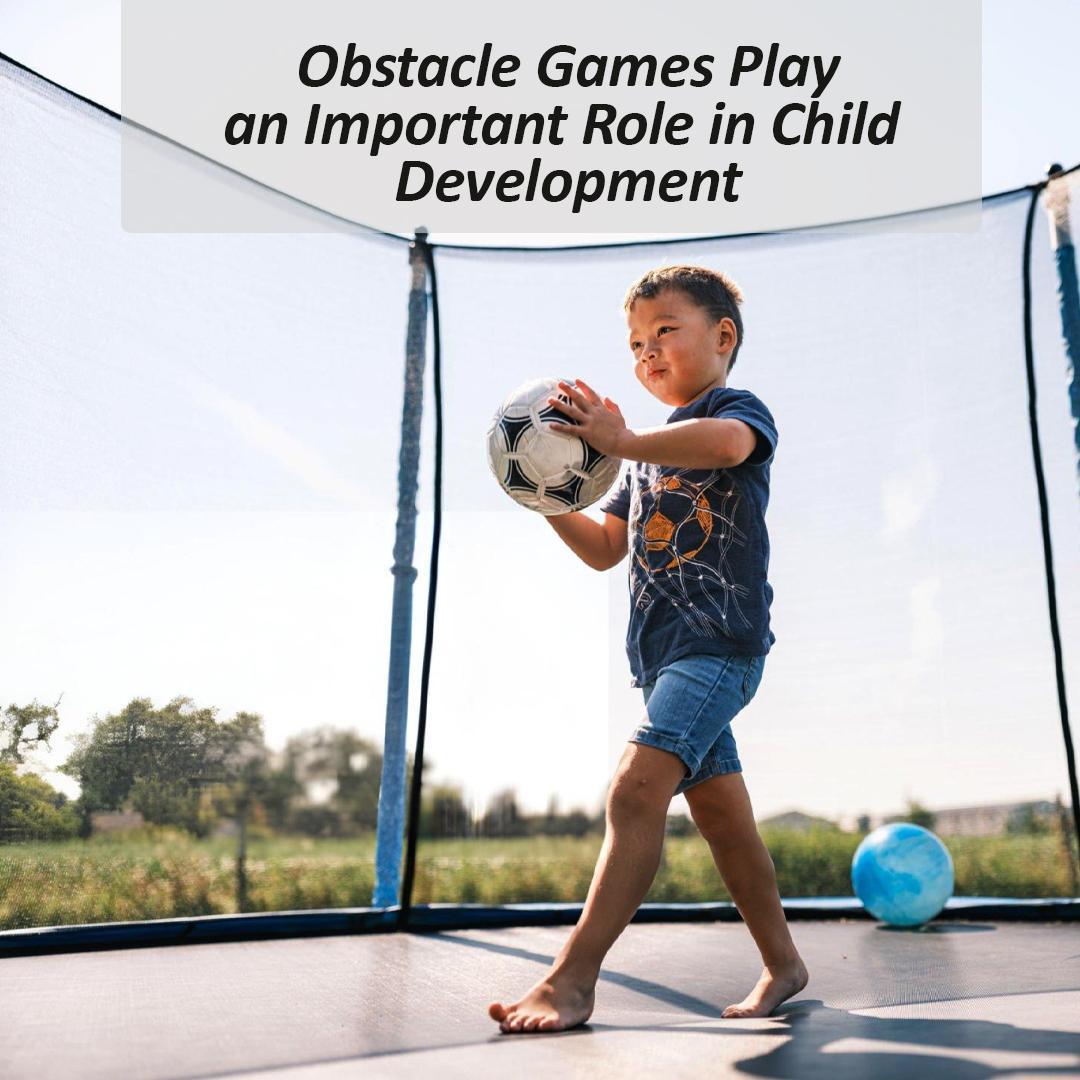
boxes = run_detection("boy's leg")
[683,771,809,1018]
[488,742,687,1034]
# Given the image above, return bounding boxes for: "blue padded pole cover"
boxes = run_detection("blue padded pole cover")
[1044,166,1080,493]
[373,231,429,907]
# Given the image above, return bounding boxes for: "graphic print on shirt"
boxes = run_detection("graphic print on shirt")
[628,464,752,639]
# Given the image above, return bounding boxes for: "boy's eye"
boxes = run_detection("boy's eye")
[630,327,674,352]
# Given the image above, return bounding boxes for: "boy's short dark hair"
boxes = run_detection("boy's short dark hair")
[623,265,745,371]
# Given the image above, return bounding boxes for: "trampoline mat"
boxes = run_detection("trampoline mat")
[2,921,1079,1078]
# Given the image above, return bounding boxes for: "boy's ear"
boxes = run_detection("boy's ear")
[714,316,737,353]
[725,317,739,351]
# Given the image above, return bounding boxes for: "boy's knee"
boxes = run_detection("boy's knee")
[685,779,752,836]
[607,776,666,820]
[609,747,682,812]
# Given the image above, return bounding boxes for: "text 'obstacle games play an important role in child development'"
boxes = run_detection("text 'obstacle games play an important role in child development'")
[223,43,902,214]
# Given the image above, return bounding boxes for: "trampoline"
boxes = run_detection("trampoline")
[3,919,1080,1077]
[2,46,1080,1080]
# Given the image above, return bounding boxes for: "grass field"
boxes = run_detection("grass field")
[0,830,1073,932]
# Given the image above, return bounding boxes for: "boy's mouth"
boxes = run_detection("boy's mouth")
[648,370,666,380]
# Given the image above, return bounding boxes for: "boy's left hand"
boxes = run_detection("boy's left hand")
[546,379,631,458]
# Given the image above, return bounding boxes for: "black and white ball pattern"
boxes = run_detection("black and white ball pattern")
[486,377,622,515]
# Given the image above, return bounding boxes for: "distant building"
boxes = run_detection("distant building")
[759,810,840,832]
[90,810,145,834]
[873,800,1061,837]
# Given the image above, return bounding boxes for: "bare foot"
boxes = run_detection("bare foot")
[721,958,809,1018]
[488,969,596,1034]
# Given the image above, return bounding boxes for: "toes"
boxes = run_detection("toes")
[522,1015,543,1032]
[488,1002,507,1022]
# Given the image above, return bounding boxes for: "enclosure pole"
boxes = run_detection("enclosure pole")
[236,795,249,913]
[1043,165,1080,494]
[1023,183,1080,863]
[373,229,429,908]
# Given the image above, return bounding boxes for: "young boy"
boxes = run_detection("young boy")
[488,265,808,1034]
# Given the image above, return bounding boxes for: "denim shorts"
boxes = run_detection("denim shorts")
[635,652,765,796]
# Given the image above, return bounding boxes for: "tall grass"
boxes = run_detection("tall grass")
[0,828,1071,931]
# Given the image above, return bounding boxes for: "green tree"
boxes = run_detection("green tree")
[904,800,936,830]
[481,789,526,837]
[665,813,694,838]
[0,762,79,842]
[560,809,595,837]
[1006,803,1051,836]
[60,697,270,837]
[270,727,400,837]
[1,699,61,765]
[420,784,472,838]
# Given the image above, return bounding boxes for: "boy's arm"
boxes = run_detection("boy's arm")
[546,511,626,571]
[618,418,757,470]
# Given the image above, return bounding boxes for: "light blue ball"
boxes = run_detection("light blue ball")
[851,823,955,927]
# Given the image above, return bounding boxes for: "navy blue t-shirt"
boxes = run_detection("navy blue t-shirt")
[599,386,778,689]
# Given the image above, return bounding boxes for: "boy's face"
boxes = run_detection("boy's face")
[626,289,736,408]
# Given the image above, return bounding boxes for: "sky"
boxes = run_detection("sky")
[1,1,1079,828]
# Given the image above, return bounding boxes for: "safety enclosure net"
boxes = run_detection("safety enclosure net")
[1,54,1077,935]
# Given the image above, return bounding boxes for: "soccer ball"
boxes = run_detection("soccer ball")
[486,377,622,516]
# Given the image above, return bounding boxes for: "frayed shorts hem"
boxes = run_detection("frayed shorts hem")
[629,727,743,795]
[634,651,764,797]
